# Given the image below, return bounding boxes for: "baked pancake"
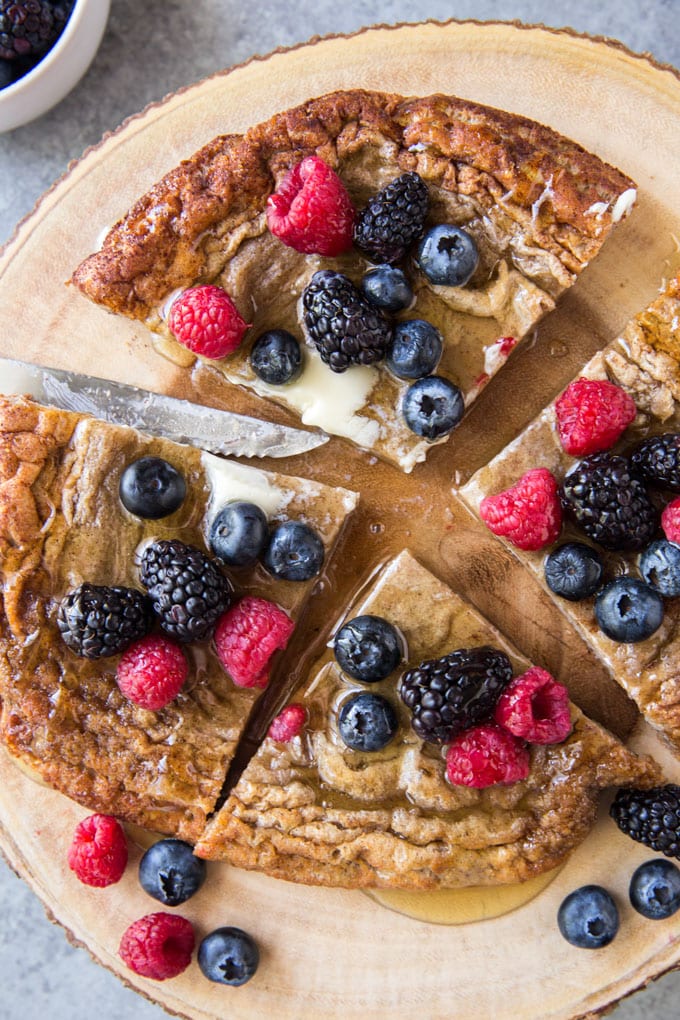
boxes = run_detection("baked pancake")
[461,273,680,753]
[195,551,660,887]
[0,395,356,840]
[71,89,636,471]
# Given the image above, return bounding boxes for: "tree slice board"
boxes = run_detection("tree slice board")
[2,18,680,1020]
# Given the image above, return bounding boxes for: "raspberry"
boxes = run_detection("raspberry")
[445,723,530,788]
[266,155,355,256]
[479,468,562,551]
[555,377,636,456]
[662,498,680,543]
[168,285,249,360]
[67,814,128,888]
[119,912,195,981]
[215,596,294,689]
[116,635,188,711]
[494,667,572,744]
[268,703,307,741]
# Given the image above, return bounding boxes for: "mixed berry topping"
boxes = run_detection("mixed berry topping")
[554,377,636,456]
[302,270,392,373]
[333,614,402,683]
[198,926,260,986]
[353,171,429,264]
[119,912,195,981]
[67,813,128,888]
[116,634,188,710]
[416,224,479,287]
[557,886,619,949]
[249,328,302,385]
[119,456,186,520]
[493,667,571,745]
[386,319,443,380]
[661,497,680,543]
[629,860,680,920]
[268,702,307,742]
[361,265,413,313]
[611,785,680,857]
[639,540,680,597]
[215,595,294,689]
[0,0,72,62]
[168,284,249,360]
[630,433,680,491]
[594,577,663,643]
[57,583,151,659]
[338,692,398,752]
[138,838,207,907]
[209,501,269,567]
[544,542,603,601]
[263,520,325,581]
[445,723,530,788]
[401,375,464,440]
[266,155,355,257]
[479,467,563,552]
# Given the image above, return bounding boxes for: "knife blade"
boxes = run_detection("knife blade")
[0,357,328,459]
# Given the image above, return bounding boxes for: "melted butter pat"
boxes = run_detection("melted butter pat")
[200,451,295,525]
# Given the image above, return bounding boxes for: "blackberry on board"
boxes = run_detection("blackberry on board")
[630,433,680,492]
[560,452,658,551]
[399,645,513,744]
[353,172,429,264]
[610,785,680,858]
[57,583,151,659]
[302,270,392,373]
[140,539,232,643]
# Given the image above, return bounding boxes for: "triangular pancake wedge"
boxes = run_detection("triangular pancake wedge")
[0,395,356,841]
[71,90,636,471]
[194,551,660,888]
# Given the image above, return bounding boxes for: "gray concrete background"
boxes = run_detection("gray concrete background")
[1,0,680,1017]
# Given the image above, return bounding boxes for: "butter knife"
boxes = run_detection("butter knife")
[0,357,328,459]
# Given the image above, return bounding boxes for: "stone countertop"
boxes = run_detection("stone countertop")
[1,0,680,1018]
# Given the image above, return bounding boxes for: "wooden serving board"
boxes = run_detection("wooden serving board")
[2,18,680,1020]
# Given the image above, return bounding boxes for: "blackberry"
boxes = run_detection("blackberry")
[353,172,429,264]
[560,453,658,551]
[610,785,680,857]
[399,645,513,744]
[630,433,680,492]
[0,0,71,60]
[140,539,232,643]
[57,583,151,659]
[302,270,392,373]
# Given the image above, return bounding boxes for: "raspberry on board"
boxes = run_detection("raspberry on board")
[479,467,563,551]
[119,912,195,981]
[555,377,636,456]
[168,285,249,360]
[266,155,355,256]
[494,667,572,744]
[268,703,307,742]
[116,635,188,711]
[445,723,530,788]
[67,813,128,888]
[215,596,295,688]
[662,498,680,543]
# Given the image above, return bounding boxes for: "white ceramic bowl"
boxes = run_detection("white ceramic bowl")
[0,0,111,132]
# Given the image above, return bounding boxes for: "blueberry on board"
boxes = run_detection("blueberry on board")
[361,265,414,313]
[416,224,479,287]
[594,577,664,643]
[557,885,619,948]
[249,329,302,385]
[198,927,260,986]
[209,501,269,567]
[386,319,443,380]
[640,540,680,597]
[629,859,680,920]
[334,615,403,682]
[402,376,464,439]
[338,692,398,752]
[119,457,186,519]
[544,542,604,601]
[263,520,325,581]
[139,838,207,906]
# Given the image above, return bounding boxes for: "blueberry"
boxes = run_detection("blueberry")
[263,520,325,581]
[595,577,664,642]
[629,859,680,919]
[557,885,619,948]
[402,376,464,439]
[386,319,443,380]
[544,542,603,601]
[119,457,186,519]
[416,224,479,287]
[338,692,398,751]
[209,501,268,567]
[640,540,680,597]
[361,265,413,313]
[138,838,207,906]
[334,615,403,682]
[198,927,259,986]
[249,329,302,385]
